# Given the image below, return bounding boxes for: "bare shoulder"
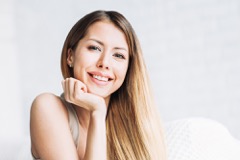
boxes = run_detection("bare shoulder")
[30,93,78,159]
[30,92,69,133]
[31,92,63,108]
[33,92,59,102]
[30,92,67,117]
[30,92,69,131]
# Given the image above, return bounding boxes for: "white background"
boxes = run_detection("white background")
[0,0,239,159]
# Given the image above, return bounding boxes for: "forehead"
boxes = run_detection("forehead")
[87,20,122,35]
[84,21,128,49]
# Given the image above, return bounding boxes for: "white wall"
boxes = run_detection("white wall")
[0,0,240,159]
[0,0,24,158]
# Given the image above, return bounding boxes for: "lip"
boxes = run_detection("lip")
[88,71,113,80]
[88,71,114,86]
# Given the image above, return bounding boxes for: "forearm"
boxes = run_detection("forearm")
[83,112,107,160]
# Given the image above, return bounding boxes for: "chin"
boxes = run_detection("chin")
[93,91,111,105]
[88,89,110,98]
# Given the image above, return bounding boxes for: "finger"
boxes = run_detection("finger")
[61,79,67,99]
[75,80,87,94]
[73,82,90,110]
[61,80,65,92]
[68,78,75,102]
[74,81,84,97]
[61,80,67,100]
[64,78,70,101]
[73,80,88,106]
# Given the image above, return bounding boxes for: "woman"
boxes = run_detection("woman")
[30,10,166,160]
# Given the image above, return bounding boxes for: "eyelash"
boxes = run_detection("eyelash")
[88,45,101,52]
[113,53,125,59]
[88,45,126,60]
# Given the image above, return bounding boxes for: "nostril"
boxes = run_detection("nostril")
[97,64,109,69]
[97,59,109,69]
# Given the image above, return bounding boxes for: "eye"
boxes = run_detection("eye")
[88,45,101,52]
[113,53,126,59]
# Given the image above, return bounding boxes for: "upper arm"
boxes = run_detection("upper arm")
[30,93,79,160]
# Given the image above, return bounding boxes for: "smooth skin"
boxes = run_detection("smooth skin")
[30,21,129,160]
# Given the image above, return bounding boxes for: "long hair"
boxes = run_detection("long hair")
[61,10,166,160]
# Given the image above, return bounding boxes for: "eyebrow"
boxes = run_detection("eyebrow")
[88,38,128,51]
[89,38,104,46]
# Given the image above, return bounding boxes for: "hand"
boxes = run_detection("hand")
[61,78,107,116]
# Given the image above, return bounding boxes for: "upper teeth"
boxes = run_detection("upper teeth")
[93,75,108,82]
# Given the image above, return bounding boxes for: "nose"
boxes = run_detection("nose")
[96,53,110,70]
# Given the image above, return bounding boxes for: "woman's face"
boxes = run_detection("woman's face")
[68,21,129,103]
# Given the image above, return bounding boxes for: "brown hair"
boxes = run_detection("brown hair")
[61,10,166,160]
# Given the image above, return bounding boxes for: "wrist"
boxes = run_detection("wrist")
[91,98,107,117]
[91,110,107,119]
[91,109,107,121]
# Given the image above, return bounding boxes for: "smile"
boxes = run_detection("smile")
[88,72,114,85]
[92,75,109,82]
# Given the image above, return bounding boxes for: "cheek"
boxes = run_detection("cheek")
[75,52,89,64]
[116,63,129,83]
[72,59,86,79]
[74,53,95,69]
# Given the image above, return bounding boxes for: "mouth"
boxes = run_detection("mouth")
[89,73,113,82]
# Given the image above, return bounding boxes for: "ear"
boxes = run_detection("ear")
[67,48,74,67]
